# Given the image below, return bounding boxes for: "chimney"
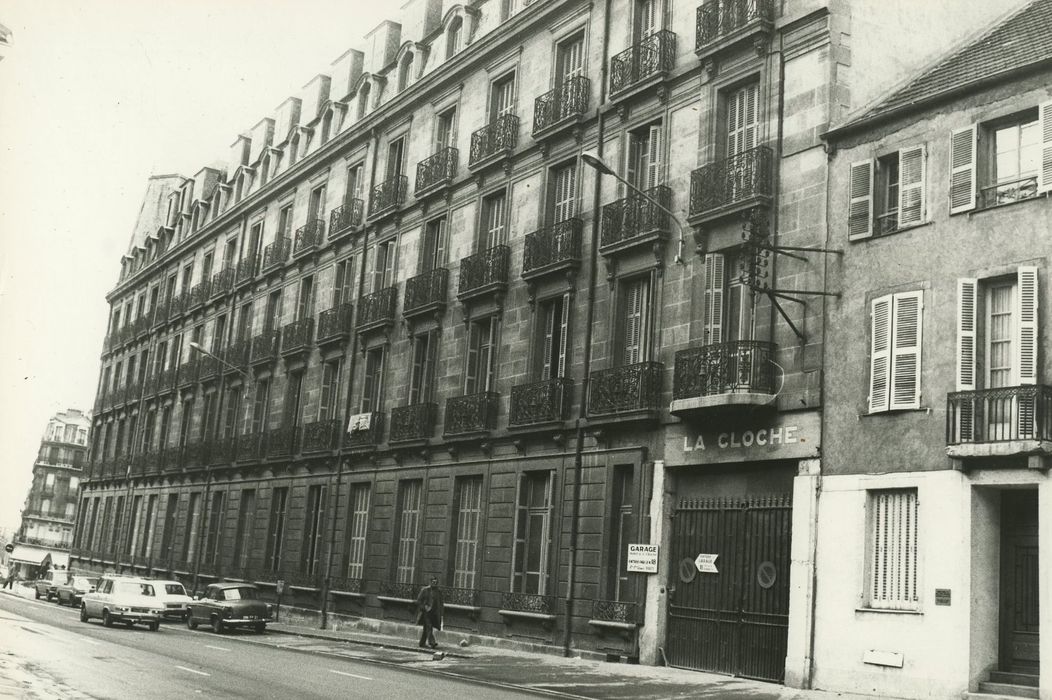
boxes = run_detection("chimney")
[364,20,402,72]
[331,48,364,102]
[249,118,274,163]
[301,74,332,122]
[274,97,303,144]
[401,0,443,43]
[228,136,251,173]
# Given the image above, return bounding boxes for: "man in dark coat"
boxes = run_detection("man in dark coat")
[415,577,444,649]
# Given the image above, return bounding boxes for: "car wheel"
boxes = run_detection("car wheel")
[211,616,224,634]
[186,611,198,630]
[254,622,266,634]
[34,588,40,600]
[80,604,89,623]
[148,621,159,632]
[102,610,113,628]
[124,621,134,628]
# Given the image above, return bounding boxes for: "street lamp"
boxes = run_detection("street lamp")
[188,341,249,380]
[580,150,688,264]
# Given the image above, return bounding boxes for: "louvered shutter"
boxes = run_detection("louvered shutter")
[869,294,892,413]
[318,363,334,420]
[541,303,555,380]
[956,279,978,391]
[646,124,663,190]
[898,145,926,226]
[1016,266,1039,384]
[1038,100,1052,194]
[425,330,439,402]
[557,294,570,378]
[889,291,923,410]
[624,135,641,195]
[870,489,919,610]
[948,125,977,214]
[465,323,480,394]
[623,282,643,365]
[702,253,725,345]
[434,219,447,269]
[639,0,658,37]
[848,161,874,240]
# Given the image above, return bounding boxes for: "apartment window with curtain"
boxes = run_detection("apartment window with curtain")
[370,239,396,292]
[333,258,354,306]
[548,161,578,224]
[625,121,663,192]
[394,480,422,584]
[480,190,508,249]
[317,359,343,422]
[345,484,370,580]
[490,74,515,121]
[409,330,439,405]
[512,471,553,594]
[264,487,289,572]
[866,488,919,610]
[360,347,386,413]
[849,144,927,239]
[308,183,327,223]
[301,485,326,576]
[278,203,293,239]
[420,218,447,273]
[451,476,483,590]
[536,294,570,380]
[465,317,499,394]
[297,276,315,321]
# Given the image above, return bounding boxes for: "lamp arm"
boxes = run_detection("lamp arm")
[599,169,687,263]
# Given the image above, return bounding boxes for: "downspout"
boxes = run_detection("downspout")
[563,0,612,658]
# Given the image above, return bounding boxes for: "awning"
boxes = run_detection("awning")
[42,552,69,570]
[8,545,50,565]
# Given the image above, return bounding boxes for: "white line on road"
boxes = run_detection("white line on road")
[329,669,373,681]
[203,645,231,652]
[81,638,101,646]
[175,665,211,677]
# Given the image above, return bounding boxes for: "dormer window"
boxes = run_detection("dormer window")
[320,110,333,145]
[357,83,371,120]
[398,53,414,92]
[447,17,463,58]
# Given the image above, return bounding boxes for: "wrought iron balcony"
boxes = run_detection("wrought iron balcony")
[600,185,672,254]
[329,199,364,239]
[355,286,398,333]
[670,340,777,414]
[469,114,518,168]
[317,303,353,346]
[946,385,1052,456]
[224,338,251,374]
[610,30,676,97]
[688,145,774,222]
[265,424,299,457]
[302,418,340,453]
[389,403,437,443]
[136,315,152,339]
[591,599,638,624]
[152,299,170,328]
[162,445,183,473]
[236,432,263,463]
[444,392,499,437]
[587,361,664,417]
[379,580,416,600]
[262,236,292,272]
[198,354,220,382]
[330,576,364,594]
[533,76,590,136]
[369,175,408,220]
[176,358,198,387]
[294,219,325,256]
[124,382,142,404]
[522,219,583,279]
[250,330,281,366]
[500,592,557,616]
[183,440,207,469]
[403,268,448,320]
[157,366,177,394]
[415,147,458,196]
[236,254,258,286]
[510,378,573,427]
[344,412,384,449]
[208,436,236,465]
[696,0,773,57]
[188,281,211,309]
[168,292,187,319]
[210,267,235,297]
[458,245,510,302]
[280,317,314,358]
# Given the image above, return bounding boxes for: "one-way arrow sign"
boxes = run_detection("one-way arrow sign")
[694,553,718,573]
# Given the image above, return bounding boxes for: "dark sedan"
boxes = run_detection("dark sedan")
[55,575,98,607]
[185,582,272,634]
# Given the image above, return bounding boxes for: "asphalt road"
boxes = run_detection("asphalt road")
[0,592,539,700]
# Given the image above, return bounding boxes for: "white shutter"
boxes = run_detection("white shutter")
[645,124,663,190]
[948,125,977,214]
[465,323,480,394]
[1016,266,1039,384]
[702,253,725,345]
[956,279,978,391]
[557,294,570,378]
[624,135,641,195]
[848,160,874,240]
[898,145,926,227]
[889,291,923,410]
[869,294,892,413]
[541,303,555,380]
[623,282,643,365]
[1038,100,1052,194]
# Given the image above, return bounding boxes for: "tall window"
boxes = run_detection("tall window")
[480,191,508,249]
[237,302,253,341]
[357,83,371,120]
[141,494,157,559]
[420,218,447,273]
[301,485,327,576]
[246,221,264,261]
[868,290,923,413]
[725,82,758,157]
[394,480,422,584]
[397,52,414,92]
[251,378,271,434]
[308,184,327,222]
[264,289,282,333]
[625,122,663,191]
[434,107,457,152]
[265,487,289,572]
[465,317,499,394]
[231,490,256,569]
[701,252,753,346]
[608,466,634,600]
[446,16,464,58]
[849,144,927,239]
[284,372,305,428]
[619,276,652,365]
[549,161,578,224]
[556,33,584,82]
[345,163,364,204]
[182,492,201,563]
[490,74,515,120]
[346,484,371,580]
[360,347,386,413]
[452,476,483,589]
[159,494,178,555]
[537,294,570,380]
[386,138,405,181]
[333,258,354,306]
[370,239,396,292]
[866,489,919,610]
[512,471,553,594]
[297,276,315,320]
[318,360,343,422]
[203,491,224,569]
[127,495,143,556]
[278,203,293,239]
[634,0,663,40]
[409,330,439,405]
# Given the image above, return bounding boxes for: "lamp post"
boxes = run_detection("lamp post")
[188,341,249,380]
[580,150,688,264]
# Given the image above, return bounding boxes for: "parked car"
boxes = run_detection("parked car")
[185,582,271,634]
[80,576,163,631]
[153,580,193,620]
[33,570,63,601]
[55,575,98,607]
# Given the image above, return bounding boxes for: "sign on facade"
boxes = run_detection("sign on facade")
[665,411,821,466]
[626,544,659,573]
[695,553,719,573]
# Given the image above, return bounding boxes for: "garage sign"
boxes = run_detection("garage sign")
[626,544,659,573]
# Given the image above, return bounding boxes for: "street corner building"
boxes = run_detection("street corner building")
[69,0,1049,696]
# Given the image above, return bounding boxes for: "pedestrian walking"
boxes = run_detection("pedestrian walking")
[2,570,17,590]
[415,577,444,649]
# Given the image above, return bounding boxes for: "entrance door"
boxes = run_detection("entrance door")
[1000,490,1040,673]
[666,494,792,682]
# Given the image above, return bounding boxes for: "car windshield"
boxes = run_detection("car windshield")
[222,587,258,601]
[116,582,155,597]
[164,584,186,596]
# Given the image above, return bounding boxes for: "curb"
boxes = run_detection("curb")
[268,623,471,659]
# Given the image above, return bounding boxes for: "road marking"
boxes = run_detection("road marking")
[329,669,372,681]
[204,644,231,652]
[81,638,101,646]
[175,665,211,677]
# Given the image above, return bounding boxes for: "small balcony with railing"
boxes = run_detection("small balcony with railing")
[415,147,458,197]
[208,436,237,465]
[182,439,208,470]
[946,384,1052,459]
[302,418,341,453]
[458,245,510,303]
[329,199,364,239]
[403,268,448,321]
[695,0,774,60]
[369,175,408,221]
[344,412,385,450]
[533,76,590,138]
[389,402,437,443]
[609,30,676,99]
[236,254,259,287]
[250,329,281,368]
[224,338,251,375]
[510,378,573,428]
[444,392,499,438]
[355,286,398,334]
[294,219,325,256]
[197,354,220,383]
[317,303,354,348]
[280,317,314,361]
[210,267,235,298]
[522,219,583,282]
[688,145,774,225]
[600,185,672,256]
[587,361,664,420]
[168,292,187,319]
[157,365,177,395]
[176,358,199,388]
[236,431,263,463]
[265,424,300,458]
[262,236,292,273]
[151,299,170,328]
[670,340,778,417]
[469,114,518,170]
[187,281,211,310]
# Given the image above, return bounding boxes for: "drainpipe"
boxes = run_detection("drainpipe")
[563,0,612,659]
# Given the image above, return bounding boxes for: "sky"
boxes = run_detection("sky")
[0,0,391,532]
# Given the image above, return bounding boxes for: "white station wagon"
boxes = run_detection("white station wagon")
[80,576,164,631]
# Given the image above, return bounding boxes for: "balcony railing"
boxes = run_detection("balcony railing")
[294,218,326,256]
[157,366,177,394]
[236,254,258,286]
[444,392,499,436]
[210,267,235,297]
[224,338,251,374]
[588,361,664,417]
[369,175,408,219]
[415,147,458,195]
[522,219,583,278]
[379,580,417,600]
[980,175,1039,210]
[152,300,170,327]
[209,436,236,465]
[198,354,219,382]
[591,599,638,624]
[689,145,774,220]
[501,592,558,616]
[236,432,263,463]
[610,30,676,96]
[281,317,314,357]
[355,286,398,332]
[403,268,448,318]
[389,403,437,442]
[533,76,590,135]
[946,385,1052,446]
[696,0,773,53]
[176,358,199,387]
[344,412,385,449]
[458,245,510,301]
[510,378,573,426]
[250,330,281,366]
[262,236,292,271]
[672,341,777,400]
[317,303,353,345]
[469,114,519,167]
[162,445,183,473]
[265,424,300,457]
[600,185,672,252]
[168,292,187,319]
[302,418,340,452]
[188,281,211,309]
[183,440,207,469]
[329,199,364,238]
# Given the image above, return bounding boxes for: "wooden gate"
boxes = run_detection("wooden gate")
[666,494,792,682]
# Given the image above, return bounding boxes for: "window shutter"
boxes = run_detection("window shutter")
[948,125,977,214]
[646,124,663,190]
[425,330,439,402]
[848,160,874,240]
[702,253,725,345]
[465,323,480,394]
[623,282,642,365]
[541,303,555,380]
[624,135,641,195]
[1016,266,1039,384]
[557,293,570,378]
[898,145,926,226]
[1039,100,1052,194]
[869,295,892,413]
[956,279,978,391]
[889,291,923,410]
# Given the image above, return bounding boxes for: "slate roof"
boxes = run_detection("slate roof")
[831,0,1052,136]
